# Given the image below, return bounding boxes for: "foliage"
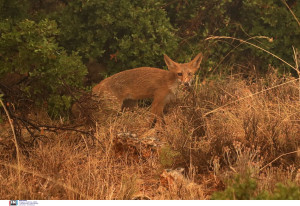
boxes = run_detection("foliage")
[270,182,300,200]
[0,0,30,22]
[163,0,300,73]
[211,172,300,200]
[238,0,300,69]
[0,0,299,118]
[211,171,258,200]
[0,18,87,118]
[54,0,178,74]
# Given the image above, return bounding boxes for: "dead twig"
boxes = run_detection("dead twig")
[259,150,300,172]
[203,77,299,117]
[206,36,295,70]
[281,0,300,27]
[0,98,21,198]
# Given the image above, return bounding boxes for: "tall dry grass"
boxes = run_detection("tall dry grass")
[0,68,299,199]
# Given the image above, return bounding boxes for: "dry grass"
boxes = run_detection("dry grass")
[0,70,300,200]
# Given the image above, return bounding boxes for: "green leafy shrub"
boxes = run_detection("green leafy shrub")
[211,172,258,200]
[270,183,300,200]
[164,0,300,73]
[54,0,178,74]
[0,18,87,118]
[211,172,300,200]
[0,0,30,22]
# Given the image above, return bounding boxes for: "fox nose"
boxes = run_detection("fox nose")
[184,82,190,87]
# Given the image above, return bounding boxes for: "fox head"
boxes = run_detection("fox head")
[164,53,203,87]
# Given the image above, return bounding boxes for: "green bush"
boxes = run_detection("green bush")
[211,172,300,200]
[270,183,300,200]
[211,172,258,200]
[0,0,30,22]
[0,18,87,118]
[54,0,178,74]
[164,0,300,73]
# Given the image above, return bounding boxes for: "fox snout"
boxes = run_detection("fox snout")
[183,81,192,87]
[181,76,194,87]
[177,72,196,87]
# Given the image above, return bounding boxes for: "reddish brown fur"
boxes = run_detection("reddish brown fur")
[92,53,203,126]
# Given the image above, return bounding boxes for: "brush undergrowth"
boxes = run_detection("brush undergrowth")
[0,69,299,200]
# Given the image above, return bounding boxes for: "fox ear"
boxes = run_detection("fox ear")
[164,54,178,71]
[190,53,203,70]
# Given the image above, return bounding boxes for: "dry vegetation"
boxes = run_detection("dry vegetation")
[0,69,300,200]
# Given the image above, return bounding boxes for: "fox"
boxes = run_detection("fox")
[92,53,203,126]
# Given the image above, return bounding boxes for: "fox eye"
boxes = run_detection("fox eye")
[188,72,193,76]
[177,73,183,76]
